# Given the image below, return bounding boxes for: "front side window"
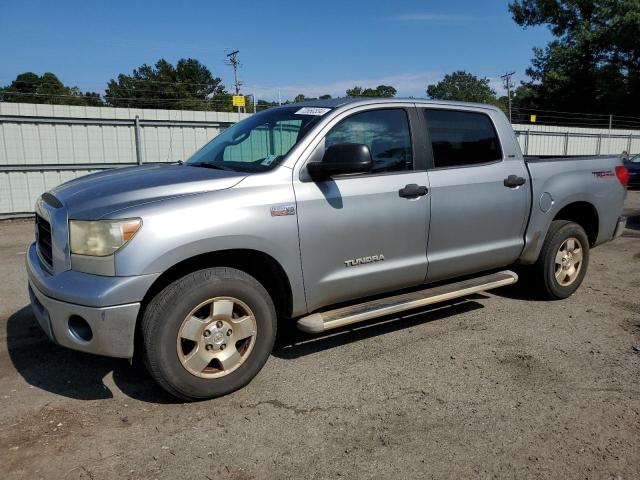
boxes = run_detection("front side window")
[186,107,328,172]
[325,109,413,173]
[423,109,502,168]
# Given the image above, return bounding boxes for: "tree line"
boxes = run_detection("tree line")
[1,0,638,117]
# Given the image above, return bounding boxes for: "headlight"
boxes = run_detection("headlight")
[69,219,142,256]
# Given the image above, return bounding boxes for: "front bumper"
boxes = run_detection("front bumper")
[28,282,139,358]
[26,242,158,358]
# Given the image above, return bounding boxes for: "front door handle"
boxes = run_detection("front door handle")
[504,175,526,188]
[399,184,428,198]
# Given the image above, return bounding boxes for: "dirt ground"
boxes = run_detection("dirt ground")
[1,192,639,480]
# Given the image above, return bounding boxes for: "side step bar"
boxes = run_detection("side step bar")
[297,270,518,334]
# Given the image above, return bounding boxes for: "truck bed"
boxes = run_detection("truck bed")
[518,154,626,263]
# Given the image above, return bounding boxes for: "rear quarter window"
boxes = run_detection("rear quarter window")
[423,109,502,168]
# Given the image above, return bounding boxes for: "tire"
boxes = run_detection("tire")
[533,220,590,299]
[141,267,277,400]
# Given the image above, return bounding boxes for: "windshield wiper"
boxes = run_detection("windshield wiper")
[188,162,234,171]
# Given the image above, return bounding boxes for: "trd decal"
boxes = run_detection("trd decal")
[592,170,614,178]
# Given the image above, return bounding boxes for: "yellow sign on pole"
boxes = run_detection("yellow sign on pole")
[530,114,537,123]
[232,95,246,107]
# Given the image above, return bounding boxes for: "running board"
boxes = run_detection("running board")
[297,270,518,334]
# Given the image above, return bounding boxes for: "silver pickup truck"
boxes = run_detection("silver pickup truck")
[26,98,629,400]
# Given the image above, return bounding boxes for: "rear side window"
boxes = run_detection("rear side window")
[325,109,413,173]
[423,109,502,168]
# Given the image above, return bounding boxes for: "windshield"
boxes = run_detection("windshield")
[186,106,331,172]
[628,153,640,164]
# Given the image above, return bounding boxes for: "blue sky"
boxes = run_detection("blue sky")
[0,0,551,101]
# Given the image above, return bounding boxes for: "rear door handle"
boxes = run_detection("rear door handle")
[504,175,526,188]
[399,184,428,198]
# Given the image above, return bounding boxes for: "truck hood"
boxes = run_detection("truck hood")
[50,164,247,219]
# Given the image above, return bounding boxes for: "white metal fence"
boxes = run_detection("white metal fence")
[1,103,639,215]
[512,123,640,156]
[0,103,249,214]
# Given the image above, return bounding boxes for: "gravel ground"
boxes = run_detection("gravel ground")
[1,191,639,480]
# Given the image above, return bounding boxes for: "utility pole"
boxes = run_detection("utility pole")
[500,71,516,123]
[225,50,244,112]
[225,50,242,95]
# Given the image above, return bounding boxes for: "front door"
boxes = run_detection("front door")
[294,107,431,312]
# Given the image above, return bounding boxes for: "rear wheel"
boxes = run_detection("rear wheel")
[534,220,590,299]
[141,267,277,400]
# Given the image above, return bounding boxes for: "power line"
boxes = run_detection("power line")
[512,106,636,119]
[0,91,242,104]
[1,77,229,89]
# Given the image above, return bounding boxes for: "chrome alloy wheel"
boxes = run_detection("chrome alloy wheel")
[177,297,257,378]
[554,237,583,287]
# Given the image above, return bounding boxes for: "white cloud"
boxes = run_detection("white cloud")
[245,71,441,101]
[489,77,506,96]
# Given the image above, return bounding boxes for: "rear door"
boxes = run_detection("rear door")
[293,106,431,311]
[420,108,530,282]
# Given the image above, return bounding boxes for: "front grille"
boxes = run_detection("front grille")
[35,214,53,267]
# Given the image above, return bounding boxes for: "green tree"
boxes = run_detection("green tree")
[345,85,397,97]
[426,71,497,103]
[293,93,332,102]
[370,85,397,97]
[256,99,279,111]
[509,0,640,115]
[105,58,230,110]
[0,72,103,106]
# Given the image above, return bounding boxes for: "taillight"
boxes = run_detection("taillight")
[615,166,629,187]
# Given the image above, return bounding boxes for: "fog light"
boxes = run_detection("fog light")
[68,315,93,342]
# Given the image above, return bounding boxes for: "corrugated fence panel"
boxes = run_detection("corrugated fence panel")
[0,103,248,214]
[0,170,102,213]
[0,103,248,167]
[513,124,640,156]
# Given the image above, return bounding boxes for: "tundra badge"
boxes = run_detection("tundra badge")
[344,254,385,267]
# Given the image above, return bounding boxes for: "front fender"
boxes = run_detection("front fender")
[111,170,307,316]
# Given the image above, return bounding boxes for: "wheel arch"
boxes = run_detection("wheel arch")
[552,201,599,246]
[139,249,294,322]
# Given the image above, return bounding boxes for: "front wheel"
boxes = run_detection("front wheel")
[534,220,590,299]
[141,267,277,400]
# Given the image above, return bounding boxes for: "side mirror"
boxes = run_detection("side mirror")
[307,143,373,180]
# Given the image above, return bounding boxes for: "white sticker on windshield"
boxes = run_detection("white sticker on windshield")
[261,154,278,166]
[295,107,331,116]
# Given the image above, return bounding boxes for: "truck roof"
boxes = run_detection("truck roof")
[285,97,503,113]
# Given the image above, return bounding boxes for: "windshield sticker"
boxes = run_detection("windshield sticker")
[261,154,279,166]
[295,107,331,116]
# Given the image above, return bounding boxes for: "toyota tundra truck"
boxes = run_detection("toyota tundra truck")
[26,98,629,400]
